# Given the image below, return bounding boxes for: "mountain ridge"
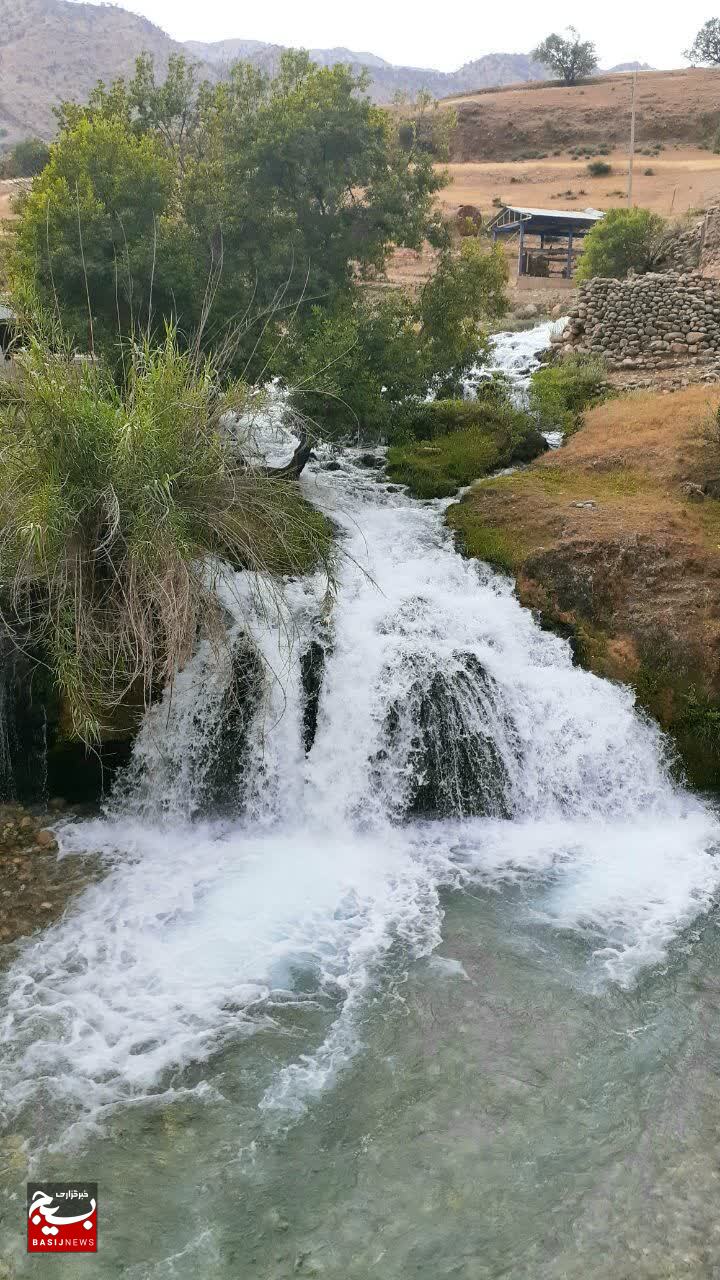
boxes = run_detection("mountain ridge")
[0,0,654,144]
[185,40,550,102]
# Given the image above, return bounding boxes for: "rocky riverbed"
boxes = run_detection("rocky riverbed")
[0,803,101,945]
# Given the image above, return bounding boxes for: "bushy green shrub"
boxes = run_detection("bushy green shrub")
[529,355,609,434]
[288,240,508,437]
[587,160,612,176]
[389,377,513,443]
[0,326,333,743]
[386,398,546,498]
[576,207,665,280]
[1,137,50,177]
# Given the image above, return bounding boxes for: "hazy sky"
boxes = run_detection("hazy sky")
[110,0,711,71]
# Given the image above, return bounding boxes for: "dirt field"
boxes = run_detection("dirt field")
[438,149,720,221]
[381,143,720,298]
[0,185,15,221]
[0,178,29,222]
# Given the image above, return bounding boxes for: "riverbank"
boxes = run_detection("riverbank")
[448,383,720,787]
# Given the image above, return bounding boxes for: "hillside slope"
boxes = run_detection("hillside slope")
[0,0,200,141]
[447,69,720,161]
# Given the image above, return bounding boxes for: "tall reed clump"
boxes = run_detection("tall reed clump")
[0,326,333,745]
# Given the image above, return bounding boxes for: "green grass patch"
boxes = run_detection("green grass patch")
[529,355,610,436]
[446,504,526,572]
[387,429,505,499]
[476,464,645,502]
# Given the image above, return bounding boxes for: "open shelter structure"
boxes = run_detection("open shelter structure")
[489,205,604,282]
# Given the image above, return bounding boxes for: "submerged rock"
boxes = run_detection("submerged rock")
[300,640,326,755]
[372,653,514,818]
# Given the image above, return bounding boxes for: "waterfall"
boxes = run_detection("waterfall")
[2,323,719,1154]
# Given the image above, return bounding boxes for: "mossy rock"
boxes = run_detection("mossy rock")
[387,400,547,499]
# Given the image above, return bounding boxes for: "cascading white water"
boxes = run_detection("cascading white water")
[2,323,719,1157]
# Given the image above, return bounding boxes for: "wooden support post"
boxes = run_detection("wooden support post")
[518,219,525,276]
[566,230,574,278]
[627,70,637,206]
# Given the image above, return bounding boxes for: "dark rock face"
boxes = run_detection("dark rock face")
[191,643,264,816]
[0,640,48,805]
[0,632,138,807]
[300,641,326,755]
[511,425,549,464]
[373,654,514,819]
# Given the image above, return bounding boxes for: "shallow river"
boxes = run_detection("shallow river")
[1,325,719,1278]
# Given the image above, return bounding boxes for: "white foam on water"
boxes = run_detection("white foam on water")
[466,318,567,407]
[2,321,719,1146]
[0,819,447,1144]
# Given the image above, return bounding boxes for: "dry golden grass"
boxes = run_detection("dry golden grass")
[438,150,720,222]
[445,68,720,162]
[384,132,720,296]
[453,384,720,560]
[447,384,720,783]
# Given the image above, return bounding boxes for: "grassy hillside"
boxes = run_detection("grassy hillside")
[446,69,720,162]
[448,385,720,786]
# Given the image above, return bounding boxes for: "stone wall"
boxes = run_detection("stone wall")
[657,207,720,278]
[558,271,720,371]
[700,207,720,278]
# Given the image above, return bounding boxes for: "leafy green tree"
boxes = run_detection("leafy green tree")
[576,207,665,281]
[10,115,180,351]
[55,53,202,165]
[182,52,448,326]
[14,52,449,375]
[419,239,507,395]
[531,27,598,84]
[684,18,720,64]
[287,242,508,435]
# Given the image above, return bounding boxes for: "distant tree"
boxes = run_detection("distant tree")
[575,207,666,281]
[684,18,720,65]
[531,27,598,85]
[2,137,51,178]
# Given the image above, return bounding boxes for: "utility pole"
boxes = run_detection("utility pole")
[627,70,637,206]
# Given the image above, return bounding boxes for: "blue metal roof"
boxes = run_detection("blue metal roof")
[489,205,604,236]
